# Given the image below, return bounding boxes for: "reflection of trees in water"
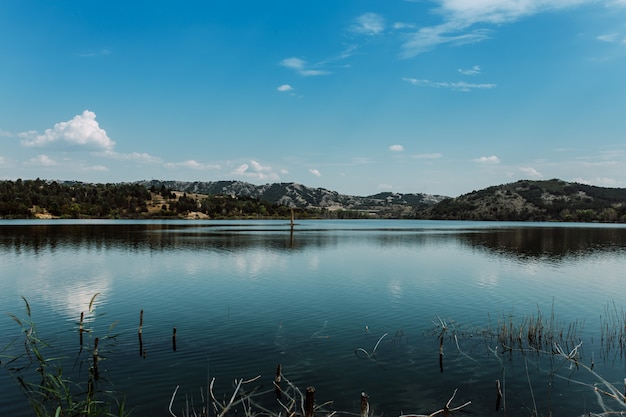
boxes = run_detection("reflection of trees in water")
[0,223,340,254]
[2,223,626,262]
[459,227,626,261]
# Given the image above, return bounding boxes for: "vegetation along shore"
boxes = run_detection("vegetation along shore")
[1,178,626,222]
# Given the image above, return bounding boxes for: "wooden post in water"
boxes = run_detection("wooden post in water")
[305,386,315,417]
[274,364,282,399]
[495,379,503,411]
[172,327,177,352]
[439,336,444,373]
[360,392,369,417]
[79,311,84,346]
[290,208,295,229]
[138,309,144,357]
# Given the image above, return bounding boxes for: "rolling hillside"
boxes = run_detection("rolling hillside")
[420,179,626,222]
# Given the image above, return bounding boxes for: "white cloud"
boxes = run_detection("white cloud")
[401,24,491,56]
[378,183,393,190]
[458,65,481,75]
[231,160,280,181]
[280,57,330,76]
[27,154,57,167]
[309,168,322,177]
[0,130,12,137]
[403,77,496,92]
[249,160,272,172]
[474,155,500,163]
[574,176,617,186]
[350,13,385,35]
[520,167,543,178]
[277,84,294,92]
[85,165,109,172]
[165,160,221,170]
[597,33,620,42]
[389,144,404,152]
[19,110,115,150]
[97,150,162,163]
[393,22,417,30]
[401,0,596,57]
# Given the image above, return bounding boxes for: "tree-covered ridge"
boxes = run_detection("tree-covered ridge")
[0,179,296,219]
[420,179,626,222]
[3,178,626,222]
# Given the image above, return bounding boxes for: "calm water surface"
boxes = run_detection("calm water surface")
[1,220,626,416]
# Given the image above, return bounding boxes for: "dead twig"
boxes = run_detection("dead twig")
[398,389,471,417]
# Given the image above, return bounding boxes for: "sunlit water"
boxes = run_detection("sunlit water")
[1,220,626,416]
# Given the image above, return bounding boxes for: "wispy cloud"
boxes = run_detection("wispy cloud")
[389,144,404,152]
[280,57,330,76]
[0,130,12,138]
[84,165,109,172]
[97,150,162,163]
[597,33,620,42]
[520,166,543,178]
[165,160,221,171]
[413,153,443,159]
[19,110,115,150]
[400,0,600,57]
[277,84,294,92]
[232,160,280,181]
[77,49,111,57]
[350,13,385,36]
[596,33,626,43]
[26,154,57,167]
[403,77,496,92]
[458,65,481,75]
[378,183,393,190]
[401,24,491,57]
[309,168,322,177]
[474,155,500,163]
[393,22,417,30]
[574,176,618,186]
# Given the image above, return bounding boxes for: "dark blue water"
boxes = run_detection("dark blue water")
[1,220,626,416]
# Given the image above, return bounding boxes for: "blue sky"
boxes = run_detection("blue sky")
[1,1,626,197]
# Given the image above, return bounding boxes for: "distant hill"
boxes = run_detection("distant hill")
[419,179,626,222]
[2,178,626,222]
[136,180,448,217]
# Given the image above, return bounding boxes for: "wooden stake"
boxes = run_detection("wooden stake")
[139,309,144,334]
[360,392,369,417]
[305,386,315,417]
[495,379,503,411]
[79,311,84,346]
[274,364,282,399]
[172,327,177,352]
[439,336,444,373]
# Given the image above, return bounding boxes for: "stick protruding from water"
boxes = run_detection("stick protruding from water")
[360,392,369,417]
[305,386,315,417]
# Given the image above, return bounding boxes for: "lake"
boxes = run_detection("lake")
[1,219,626,417]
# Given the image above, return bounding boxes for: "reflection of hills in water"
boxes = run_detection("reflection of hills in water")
[458,226,626,261]
[2,222,626,262]
[0,223,337,253]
